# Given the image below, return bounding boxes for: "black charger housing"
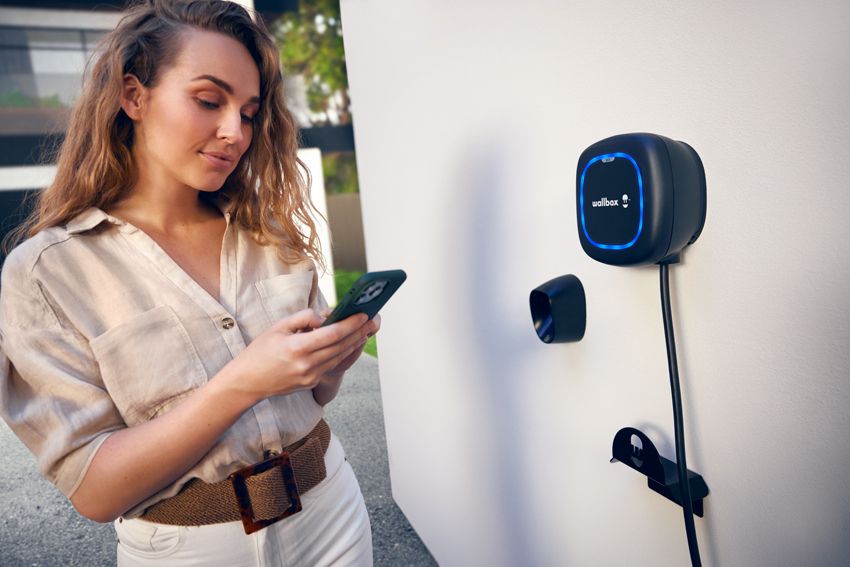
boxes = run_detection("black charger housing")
[576,133,706,266]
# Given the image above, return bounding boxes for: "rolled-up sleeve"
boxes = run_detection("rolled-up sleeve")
[0,255,123,498]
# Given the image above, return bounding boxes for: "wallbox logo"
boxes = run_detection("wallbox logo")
[592,195,632,209]
[592,197,619,208]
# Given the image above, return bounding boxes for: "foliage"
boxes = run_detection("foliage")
[272,0,350,125]
[0,89,32,107]
[322,152,360,194]
[363,333,378,357]
[333,268,363,300]
[38,94,65,108]
[333,269,377,357]
[0,89,66,109]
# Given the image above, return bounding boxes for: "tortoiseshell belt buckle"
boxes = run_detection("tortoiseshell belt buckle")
[228,451,302,535]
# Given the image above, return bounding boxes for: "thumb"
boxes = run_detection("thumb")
[272,309,325,334]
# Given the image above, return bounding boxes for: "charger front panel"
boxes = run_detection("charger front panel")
[576,134,674,266]
[579,153,643,249]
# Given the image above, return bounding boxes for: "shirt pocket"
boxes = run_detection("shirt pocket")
[255,271,314,325]
[90,305,207,427]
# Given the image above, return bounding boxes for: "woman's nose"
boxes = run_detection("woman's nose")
[217,110,245,145]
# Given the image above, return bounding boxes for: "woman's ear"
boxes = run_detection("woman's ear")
[120,74,147,120]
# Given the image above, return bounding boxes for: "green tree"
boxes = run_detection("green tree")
[273,0,350,125]
[321,152,359,194]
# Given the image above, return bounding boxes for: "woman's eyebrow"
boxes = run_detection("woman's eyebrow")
[191,74,260,104]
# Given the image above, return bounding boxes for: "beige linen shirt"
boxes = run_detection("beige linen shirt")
[0,205,327,518]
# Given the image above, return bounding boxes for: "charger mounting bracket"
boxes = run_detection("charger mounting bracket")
[610,427,709,516]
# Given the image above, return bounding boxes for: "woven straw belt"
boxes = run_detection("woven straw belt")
[141,419,331,529]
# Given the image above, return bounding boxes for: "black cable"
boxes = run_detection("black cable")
[660,262,702,567]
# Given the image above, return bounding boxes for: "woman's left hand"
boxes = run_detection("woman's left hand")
[312,312,380,405]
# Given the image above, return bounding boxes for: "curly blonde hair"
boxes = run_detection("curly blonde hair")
[5,0,324,269]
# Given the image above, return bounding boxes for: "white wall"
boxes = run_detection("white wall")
[341,1,850,565]
[299,148,336,304]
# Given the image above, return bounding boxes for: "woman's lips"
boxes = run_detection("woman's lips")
[199,151,233,170]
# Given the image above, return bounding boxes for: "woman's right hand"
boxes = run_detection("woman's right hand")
[218,309,372,405]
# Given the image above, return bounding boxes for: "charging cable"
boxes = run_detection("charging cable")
[660,261,702,567]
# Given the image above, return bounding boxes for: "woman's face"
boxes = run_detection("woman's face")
[124,29,261,193]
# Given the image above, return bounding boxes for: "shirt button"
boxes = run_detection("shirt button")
[221,317,235,329]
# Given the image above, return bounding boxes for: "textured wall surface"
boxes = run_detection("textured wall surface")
[341,1,850,565]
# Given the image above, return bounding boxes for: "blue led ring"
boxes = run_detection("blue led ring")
[579,152,644,250]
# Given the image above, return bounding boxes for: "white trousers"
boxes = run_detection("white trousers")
[114,434,373,567]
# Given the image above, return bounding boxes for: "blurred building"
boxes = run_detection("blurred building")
[0,2,122,251]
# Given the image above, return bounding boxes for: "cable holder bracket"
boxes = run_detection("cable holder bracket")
[610,427,709,517]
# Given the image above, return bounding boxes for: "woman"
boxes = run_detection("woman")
[0,1,377,565]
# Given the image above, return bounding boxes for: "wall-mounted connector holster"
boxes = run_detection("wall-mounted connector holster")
[610,427,710,517]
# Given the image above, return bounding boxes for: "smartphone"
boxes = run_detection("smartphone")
[321,269,407,327]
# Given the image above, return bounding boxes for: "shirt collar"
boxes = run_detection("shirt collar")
[65,208,126,235]
[211,194,235,221]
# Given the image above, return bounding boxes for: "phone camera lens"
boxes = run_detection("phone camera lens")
[355,280,388,305]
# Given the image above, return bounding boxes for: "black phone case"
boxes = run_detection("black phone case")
[321,269,407,326]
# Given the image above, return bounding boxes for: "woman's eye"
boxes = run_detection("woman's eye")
[198,97,255,124]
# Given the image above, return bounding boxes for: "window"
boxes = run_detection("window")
[0,25,106,134]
